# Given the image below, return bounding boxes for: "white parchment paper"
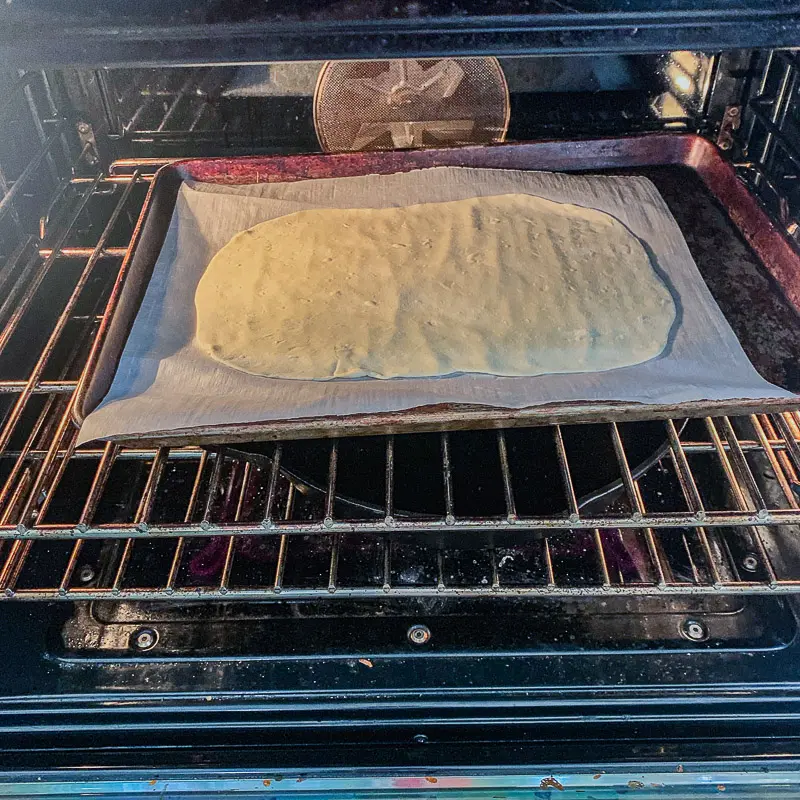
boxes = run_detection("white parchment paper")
[77,166,794,444]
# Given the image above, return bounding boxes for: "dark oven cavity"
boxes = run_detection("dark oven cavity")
[2,60,800,670]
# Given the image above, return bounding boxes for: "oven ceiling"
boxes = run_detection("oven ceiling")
[0,0,799,67]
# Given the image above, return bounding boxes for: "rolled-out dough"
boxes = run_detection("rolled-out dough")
[195,193,676,380]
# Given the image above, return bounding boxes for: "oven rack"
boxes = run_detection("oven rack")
[4,409,800,599]
[0,154,798,598]
[7,413,800,538]
[3,65,800,599]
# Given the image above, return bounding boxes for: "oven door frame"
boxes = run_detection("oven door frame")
[1,765,800,796]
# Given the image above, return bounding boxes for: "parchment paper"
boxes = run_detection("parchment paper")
[77,166,795,444]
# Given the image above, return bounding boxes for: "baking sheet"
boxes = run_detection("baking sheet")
[76,166,795,445]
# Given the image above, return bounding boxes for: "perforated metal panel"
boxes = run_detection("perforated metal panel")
[314,58,509,152]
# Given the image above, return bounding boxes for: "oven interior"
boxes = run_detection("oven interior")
[2,50,800,765]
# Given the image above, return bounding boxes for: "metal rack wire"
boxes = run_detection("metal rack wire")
[738,49,800,243]
[4,410,800,599]
[3,67,800,601]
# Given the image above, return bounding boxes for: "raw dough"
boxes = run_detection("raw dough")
[195,193,676,380]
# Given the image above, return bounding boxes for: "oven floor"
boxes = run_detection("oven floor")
[60,594,796,657]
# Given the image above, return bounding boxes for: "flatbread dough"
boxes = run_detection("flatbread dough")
[195,193,676,380]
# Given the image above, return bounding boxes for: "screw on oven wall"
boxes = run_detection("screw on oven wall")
[681,619,708,642]
[717,105,742,151]
[408,624,432,645]
[76,121,99,165]
[131,628,158,651]
[78,565,95,584]
[741,554,759,572]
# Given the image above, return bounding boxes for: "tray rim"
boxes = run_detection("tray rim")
[72,133,800,445]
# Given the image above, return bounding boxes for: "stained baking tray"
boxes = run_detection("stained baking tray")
[75,134,800,445]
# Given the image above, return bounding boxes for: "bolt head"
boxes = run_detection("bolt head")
[408,624,432,645]
[682,619,707,642]
[742,554,759,572]
[132,628,158,650]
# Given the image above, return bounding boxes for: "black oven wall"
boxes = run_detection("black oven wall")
[1,0,799,66]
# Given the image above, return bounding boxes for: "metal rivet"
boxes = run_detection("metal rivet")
[681,619,708,642]
[741,554,759,573]
[413,734,429,744]
[78,565,95,584]
[408,624,432,645]
[132,628,158,651]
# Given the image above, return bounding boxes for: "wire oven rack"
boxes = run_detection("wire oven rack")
[738,50,800,246]
[4,71,800,601]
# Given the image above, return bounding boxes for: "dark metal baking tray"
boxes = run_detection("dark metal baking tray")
[74,134,800,445]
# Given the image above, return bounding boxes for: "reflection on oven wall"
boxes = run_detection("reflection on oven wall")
[654,52,713,124]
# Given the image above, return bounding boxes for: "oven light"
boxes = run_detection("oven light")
[673,70,694,94]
